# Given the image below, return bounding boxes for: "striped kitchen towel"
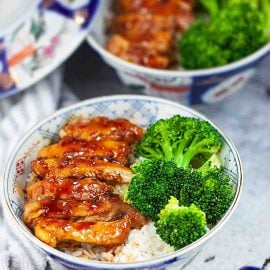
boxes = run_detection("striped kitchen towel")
[0,68,78,270]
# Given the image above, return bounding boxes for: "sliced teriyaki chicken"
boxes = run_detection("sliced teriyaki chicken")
[75,195,147,229]
[26,177,113,202]
[38,137,132,166]
[34,218,131,247]
[59,117,144,143]
[24,116,147,248]
[111,1,195,39]
[24,195,147,230]
[107,0,195,69]
[106,34,170,69]
[108,196,147,229]
[23,199,113,228]
[31,157,132,184]
[115,0,194,13]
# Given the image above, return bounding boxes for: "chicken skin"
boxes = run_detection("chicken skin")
[38,138,132,166]
[34,218,131,247]
[24,199,113,228]
[59,117,144,143]
[32,157,132,184]
[26,177,113,202]
[108,196,147,229]
[24,195,147,230]
[115,0,194,13]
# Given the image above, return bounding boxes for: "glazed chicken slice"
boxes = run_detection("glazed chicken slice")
[59,117,144,143]
[38,138,132,166]
[111,5,194,42]
[32,157,132,184]
[107,34,170,69]
[115,0,194,13]
[114,0,161,12]
[23,199,113,228]
[108,196,147,229]
[24,195,147,230]
[34,218,131,247]
[77,195,147,229]
[26,177,113,202]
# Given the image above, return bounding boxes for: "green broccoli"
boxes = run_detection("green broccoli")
[197,153,222,170]
[180,165,234,225]
[181,3,267,69]
[155,196,207,250]
[198,0,262,17]
[127,153,233,227]
[261,0,270,40]
[125,159,185,220]
[198,0,219,17]
[135,115,222,169]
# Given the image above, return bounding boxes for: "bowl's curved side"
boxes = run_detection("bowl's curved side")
[2,95,243,270]
[87,1,270,104]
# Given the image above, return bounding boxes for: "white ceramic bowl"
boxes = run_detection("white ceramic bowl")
[2,95,243,270]
[87,1,270,105]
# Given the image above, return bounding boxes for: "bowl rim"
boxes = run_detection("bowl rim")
[2,95,243,269]
[87,18,270,77]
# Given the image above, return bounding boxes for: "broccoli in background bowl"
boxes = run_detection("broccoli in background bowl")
[126,115,236,250]
[88,0,270,105]
[180,1,270,69]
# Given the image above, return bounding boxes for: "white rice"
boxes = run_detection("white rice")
[112,222,174,263]
[59,222,174,263]
[113,184,128,199]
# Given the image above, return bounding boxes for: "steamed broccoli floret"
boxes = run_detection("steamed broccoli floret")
[127,153,234,226]
[180,166,234,225]
[126,159,185,220]
[210,0,270,40]
[198,0,220,17]
[199,0,269,17]
[181,3,266,69]
[179,20,228,70]
[135,115,222,169]
[198,0,259,17]
[155,197,207,250]
[198,153,222,170]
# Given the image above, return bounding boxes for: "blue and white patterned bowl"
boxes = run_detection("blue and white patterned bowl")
[87,1,270,105]
[2,95,243,270]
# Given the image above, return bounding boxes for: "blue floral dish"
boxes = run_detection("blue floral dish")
[2,95,243,269]
[0,0,99,99]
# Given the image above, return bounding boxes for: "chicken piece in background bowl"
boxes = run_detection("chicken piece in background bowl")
[87,0,270,105]
[2,95,242,270]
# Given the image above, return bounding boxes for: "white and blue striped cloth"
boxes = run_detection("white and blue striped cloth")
[0,68,78,270]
